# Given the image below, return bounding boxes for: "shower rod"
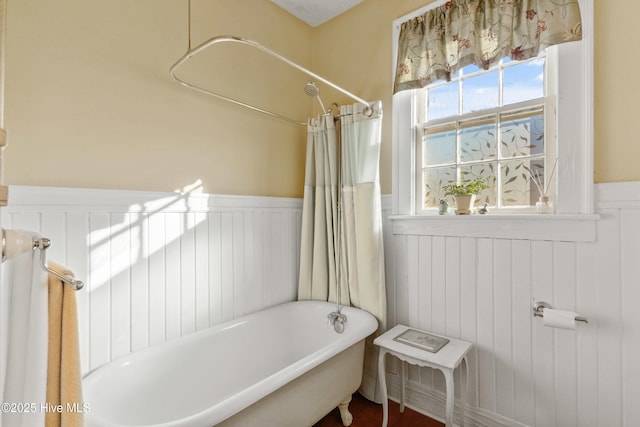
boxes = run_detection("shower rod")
[169,35,372,126]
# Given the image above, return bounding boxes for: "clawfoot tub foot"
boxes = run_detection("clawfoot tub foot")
[338,395,353,426]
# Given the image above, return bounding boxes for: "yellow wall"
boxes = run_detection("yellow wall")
[4,0,311,197]
[3,0,636,198]
[311,0,429,194]
[314,0,640,190]
[593,0,640,183]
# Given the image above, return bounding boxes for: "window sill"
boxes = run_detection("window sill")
[389,213,600,242]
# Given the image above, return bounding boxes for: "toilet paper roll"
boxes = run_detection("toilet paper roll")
[543,308,578,330]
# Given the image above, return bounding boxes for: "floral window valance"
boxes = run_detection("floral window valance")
[393,0,582,94]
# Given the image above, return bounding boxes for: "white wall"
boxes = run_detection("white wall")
[1,182,639,426]
[383,182,640,427]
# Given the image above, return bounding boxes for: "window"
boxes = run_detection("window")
[417,57,555,213]
[392,0,594,222]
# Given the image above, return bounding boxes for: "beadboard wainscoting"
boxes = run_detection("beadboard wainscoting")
[1,183,640,427]
[2,185,303,374]
[382,182,640,427]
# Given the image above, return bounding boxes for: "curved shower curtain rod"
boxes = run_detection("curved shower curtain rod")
[169,35,372,126]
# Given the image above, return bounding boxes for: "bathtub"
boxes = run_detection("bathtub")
[83,300,378,427]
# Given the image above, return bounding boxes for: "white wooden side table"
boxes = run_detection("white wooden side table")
[374,325,472,427]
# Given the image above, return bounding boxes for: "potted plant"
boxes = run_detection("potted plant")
[442,177,490,215]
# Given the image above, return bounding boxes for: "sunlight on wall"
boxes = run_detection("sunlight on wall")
[87,180,208,291]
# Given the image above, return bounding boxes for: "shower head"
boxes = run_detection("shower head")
[304,81,320,97]
[304,81,326,113]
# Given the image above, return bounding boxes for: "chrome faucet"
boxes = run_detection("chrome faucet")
[328,311,347,334]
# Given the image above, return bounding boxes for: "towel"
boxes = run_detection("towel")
[45,262,84,427]
[1,234,48,427]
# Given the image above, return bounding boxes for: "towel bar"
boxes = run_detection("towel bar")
[34,237,84,291]
[2,229,84,290]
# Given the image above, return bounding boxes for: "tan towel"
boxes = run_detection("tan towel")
[46,262,84,427]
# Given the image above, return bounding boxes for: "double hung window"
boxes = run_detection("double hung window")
[417,57,554,213]
[392,0,594,221]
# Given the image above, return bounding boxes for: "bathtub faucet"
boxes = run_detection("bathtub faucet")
[328,311,347,334]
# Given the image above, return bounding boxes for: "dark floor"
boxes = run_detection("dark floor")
[314,393,444,427]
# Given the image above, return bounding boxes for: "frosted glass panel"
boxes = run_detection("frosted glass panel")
[423,125,456,166]
[460,118,497,162]
[500,108,544,158]
[501,158,544,206]
[423,167,456,208]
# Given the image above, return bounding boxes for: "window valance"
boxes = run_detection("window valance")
[393,0,582,94]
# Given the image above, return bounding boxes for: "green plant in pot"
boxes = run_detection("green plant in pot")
[442,177,490,215]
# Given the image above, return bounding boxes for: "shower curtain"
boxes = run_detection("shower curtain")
[298,113,343,303]
[298,101,386,403]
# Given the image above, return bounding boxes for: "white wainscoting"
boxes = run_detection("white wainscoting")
[2,186,303,375]
[2,183,639,427]
[383,182,640,427]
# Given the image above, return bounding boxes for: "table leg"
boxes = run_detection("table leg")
[378,349,388,427]
[400,360,406,413]
[443,368,454,427]
[460,356,468,427]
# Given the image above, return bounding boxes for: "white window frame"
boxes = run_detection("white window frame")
[416,92,556,214]
[390,0,598,242]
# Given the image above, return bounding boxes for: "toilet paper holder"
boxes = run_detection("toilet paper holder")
[533,301,588,324]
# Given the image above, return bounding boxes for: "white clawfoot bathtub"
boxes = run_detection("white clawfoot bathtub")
[83,301,378,427]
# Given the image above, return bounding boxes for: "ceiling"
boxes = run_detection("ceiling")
[270,0,366,27]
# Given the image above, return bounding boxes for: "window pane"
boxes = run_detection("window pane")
[423,167,456,208]
[423,124,456,166]
[427,83,459,120]
[500,158,544,206]
[417,55,553,212]
[460,117,496,162]
[500,108,544,158]
[462,70,498,114]
[503,59,545,105]
[460,163,496,206]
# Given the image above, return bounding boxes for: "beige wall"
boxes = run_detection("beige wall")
[3,0,636,198]
[4,0,311,197]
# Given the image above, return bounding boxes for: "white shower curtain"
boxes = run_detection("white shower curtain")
[298,101,386,403]
[2,237,49,427]
[339,101,386,403]
[298,113,343,303]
